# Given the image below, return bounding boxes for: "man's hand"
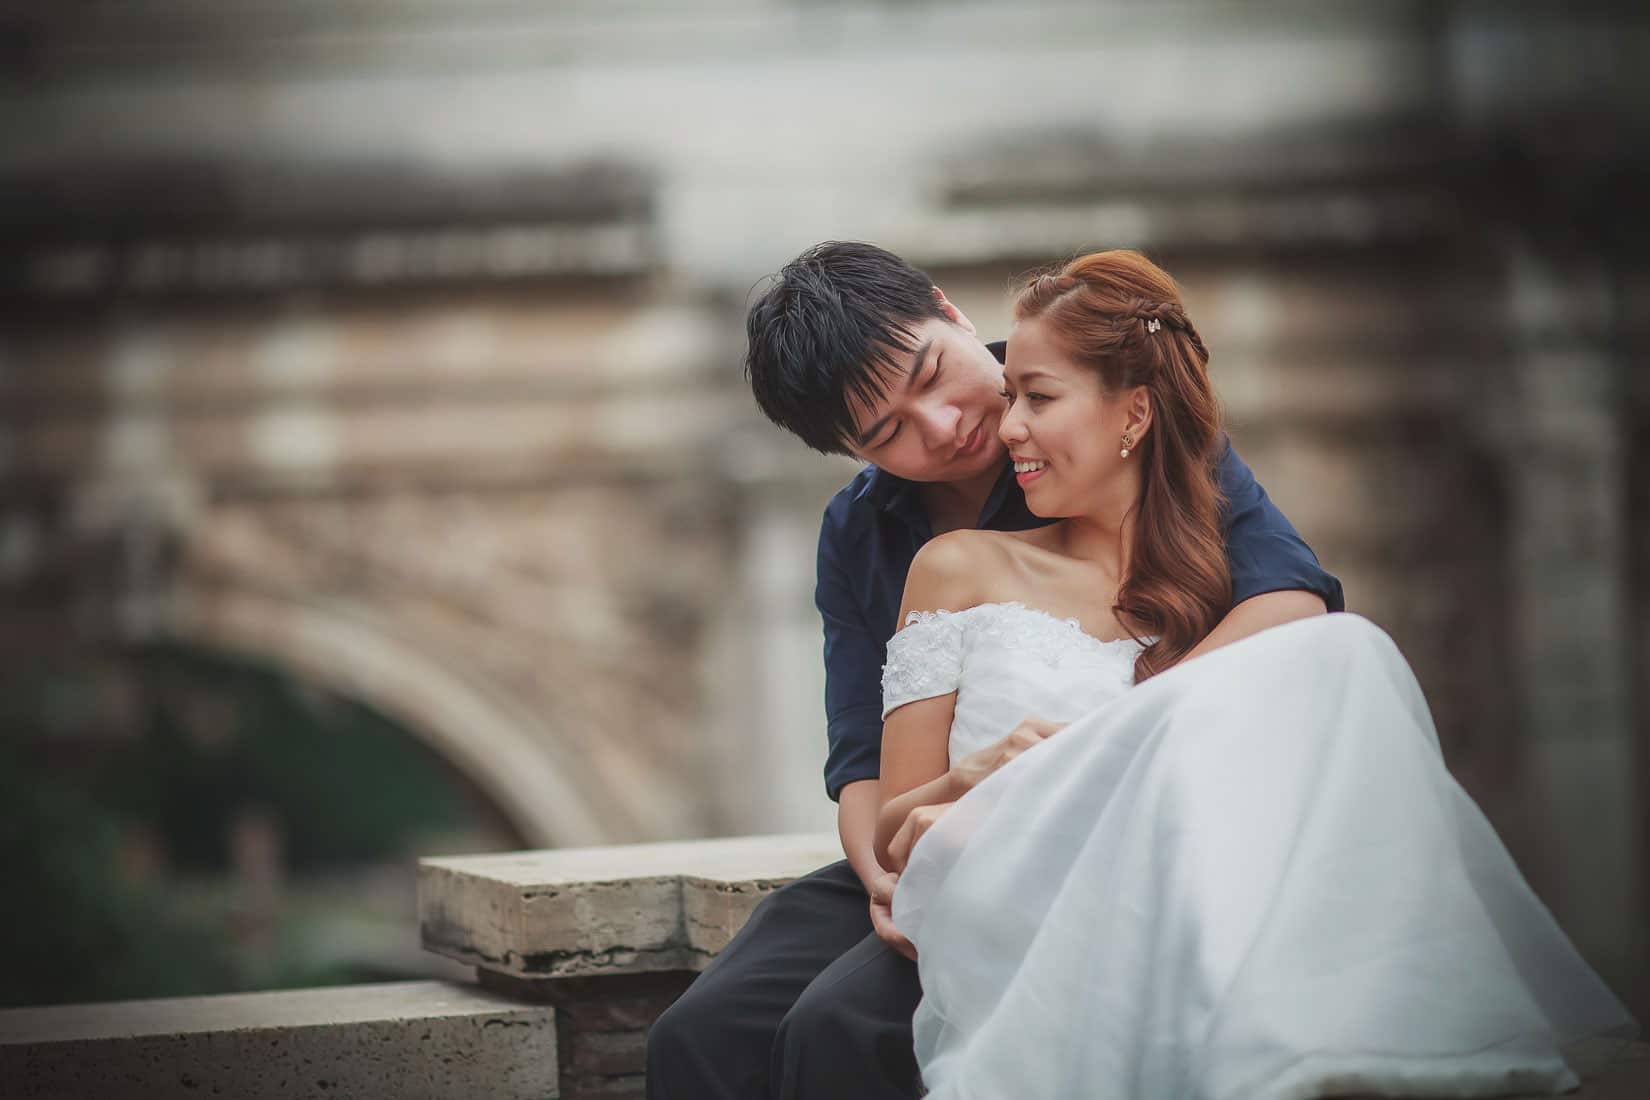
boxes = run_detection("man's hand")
[951,716,1067,794]
[867,869,916,961]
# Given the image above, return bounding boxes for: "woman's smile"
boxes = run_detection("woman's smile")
[1011,456,1049,485]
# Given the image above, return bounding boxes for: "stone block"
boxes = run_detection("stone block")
[420,832,840,979]
[564,989,682,1034]
[569,1030,647,1078]
[476,971,692,1100]
[0,980,557,1100]
[560,1075,646,1100]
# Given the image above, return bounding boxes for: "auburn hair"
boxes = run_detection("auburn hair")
[1013,250,1231,681]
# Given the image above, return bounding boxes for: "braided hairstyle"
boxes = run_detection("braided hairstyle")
[1013,250,1230,681]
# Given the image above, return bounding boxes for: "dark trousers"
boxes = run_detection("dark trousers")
[645,859,923,1100]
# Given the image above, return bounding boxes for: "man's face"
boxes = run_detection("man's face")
[843,301,1009,484]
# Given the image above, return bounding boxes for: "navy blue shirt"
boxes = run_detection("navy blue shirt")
[814,343,1344,801]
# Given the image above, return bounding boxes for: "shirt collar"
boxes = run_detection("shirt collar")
[862,464,926,521]
[862,456,1023,529]
[976,461,1023,527]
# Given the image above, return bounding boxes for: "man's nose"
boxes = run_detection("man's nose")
[917,402,961,448]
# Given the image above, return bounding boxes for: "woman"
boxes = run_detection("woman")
[873,251,1635,1098]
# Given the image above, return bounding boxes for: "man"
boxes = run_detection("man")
[646,242,1343,1099]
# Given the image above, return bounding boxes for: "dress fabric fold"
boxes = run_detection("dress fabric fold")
[882,608,1636,1100]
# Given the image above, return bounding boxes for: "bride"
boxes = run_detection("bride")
[872,250,1635,1099]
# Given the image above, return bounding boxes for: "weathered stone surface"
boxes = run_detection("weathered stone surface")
[0,979,558,1100]
[420,832,840,979]
[477,970,692,1100]
[562,989,682,1034]
[569,1030,647,1078]
[560,1075,646,1100]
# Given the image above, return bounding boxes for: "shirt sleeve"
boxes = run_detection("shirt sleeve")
[816,508,887,802]
[881,611,965,718]
[1218,438,1346,612]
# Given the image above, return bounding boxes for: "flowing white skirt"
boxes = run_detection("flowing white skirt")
[892,615,1635,1100]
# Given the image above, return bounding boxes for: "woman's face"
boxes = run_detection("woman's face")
[1000,316,1140,517]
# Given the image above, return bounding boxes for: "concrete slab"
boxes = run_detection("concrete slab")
[0,979,558,1100]
[419,832,840,979]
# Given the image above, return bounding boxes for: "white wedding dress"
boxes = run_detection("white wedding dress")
[884,605,1634,1100]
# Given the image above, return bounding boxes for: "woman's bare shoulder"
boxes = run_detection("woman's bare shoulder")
[904,530,1030,614]
[911,528,1023,575]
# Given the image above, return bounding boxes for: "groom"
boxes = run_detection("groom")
[646,242,1343,1099]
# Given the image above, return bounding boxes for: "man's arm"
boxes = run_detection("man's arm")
[1183,589,1325,662]
[1218,438,1344,608]
[814,505,891,890]
[816,506,925,958]
[1155,440,1337,662]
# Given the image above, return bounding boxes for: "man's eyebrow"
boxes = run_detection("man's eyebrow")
[853,337,934,447]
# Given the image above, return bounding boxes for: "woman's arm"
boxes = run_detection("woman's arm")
[836,779,886,892]
[873,533,980,872]
[876,714,1069,871]
[875,694,961,872]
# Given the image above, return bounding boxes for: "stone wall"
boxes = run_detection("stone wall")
[0,289,762,847]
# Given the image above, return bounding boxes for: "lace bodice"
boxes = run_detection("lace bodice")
[881,601,1144,764]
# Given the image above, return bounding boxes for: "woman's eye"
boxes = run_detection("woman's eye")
[998,389,1015,403]
[1025,392,1049,403]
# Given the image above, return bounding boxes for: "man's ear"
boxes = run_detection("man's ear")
[934,287,977,335]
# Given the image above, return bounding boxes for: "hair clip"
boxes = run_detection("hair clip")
[1146,318,1162,334]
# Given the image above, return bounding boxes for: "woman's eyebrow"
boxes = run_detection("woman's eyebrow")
[1005,367,1061,385]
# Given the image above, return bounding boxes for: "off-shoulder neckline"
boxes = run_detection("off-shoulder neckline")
[902,601,1146,651]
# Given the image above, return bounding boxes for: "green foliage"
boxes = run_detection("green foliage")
[0,642,510,1008]
[87,642,479,871]
[0,738,235,1007]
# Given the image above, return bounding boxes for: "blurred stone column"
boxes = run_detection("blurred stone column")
[710,423,846,837]
[1501,243,1642,986]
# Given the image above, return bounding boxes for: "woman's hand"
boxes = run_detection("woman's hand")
[867,869,916,961]
[951,716,1067,794]
[887,800,956,873]
[879,718,1065,873]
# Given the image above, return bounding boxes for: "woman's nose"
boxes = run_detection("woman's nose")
[998,404,1026,444]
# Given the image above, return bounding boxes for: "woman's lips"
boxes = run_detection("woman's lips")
[1014,465,1047,486]
[1012,456,1048,486]
[955,425,985,458]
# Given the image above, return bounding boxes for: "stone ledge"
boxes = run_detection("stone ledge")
[1548,1040,1650,1100]
[0,979,558,1100]
[418,832,840,979]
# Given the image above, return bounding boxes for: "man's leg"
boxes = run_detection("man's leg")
[771,932,924,1100]
[646,859,873,1100]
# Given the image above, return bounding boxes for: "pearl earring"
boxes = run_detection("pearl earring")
[1120,431,1134,458]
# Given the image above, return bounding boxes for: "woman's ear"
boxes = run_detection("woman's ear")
[1125,386,1153,441]
[934,287,977,335]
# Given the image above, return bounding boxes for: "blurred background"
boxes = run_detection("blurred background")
[1,0,1645,1020]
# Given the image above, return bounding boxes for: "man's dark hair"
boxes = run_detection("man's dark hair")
[744,241,948,455]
